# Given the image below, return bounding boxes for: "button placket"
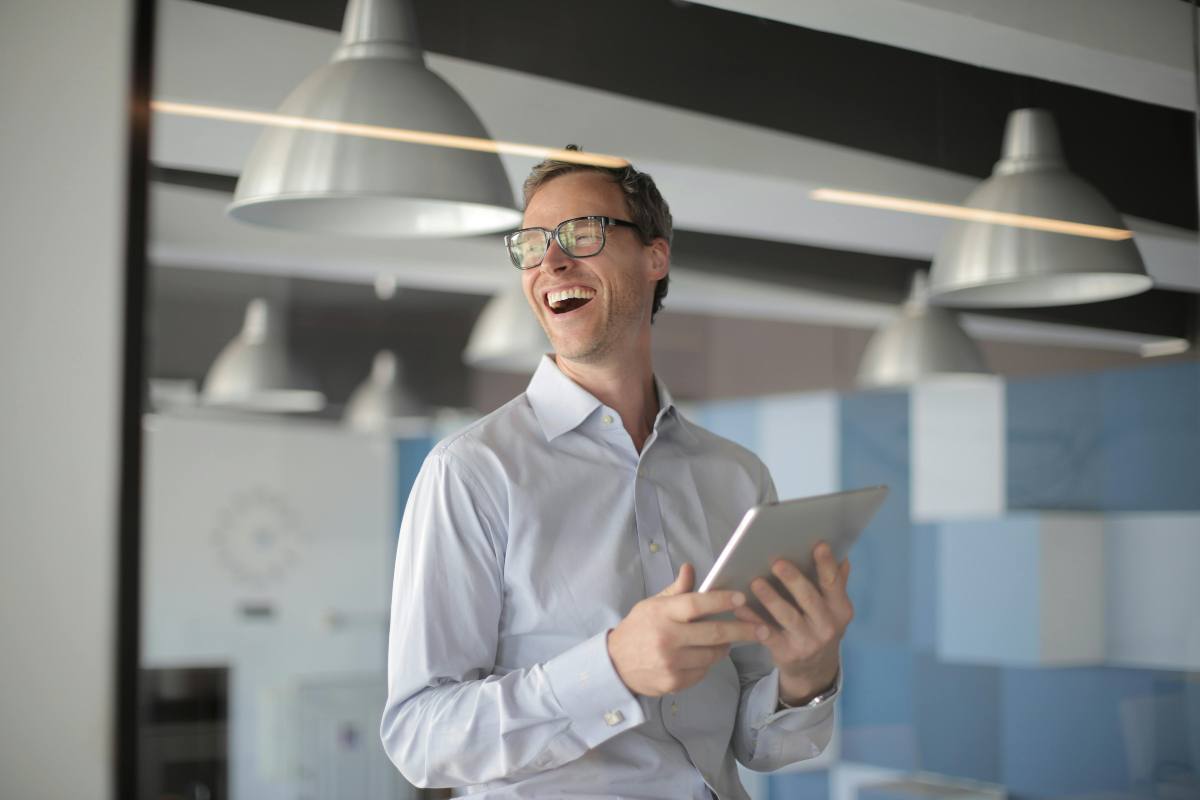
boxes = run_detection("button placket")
[633,465,674,595]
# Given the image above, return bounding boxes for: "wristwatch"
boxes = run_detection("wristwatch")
[777,671,840,710]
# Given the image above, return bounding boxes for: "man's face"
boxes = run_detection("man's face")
[520,171,668,365]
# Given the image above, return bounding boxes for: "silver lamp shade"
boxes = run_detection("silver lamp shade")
[228,0,521,237]
[343,350,427,432]
[857,272,991,389]
[929,108,1152,307]
[201,299,326,412]
[463,286,551,373]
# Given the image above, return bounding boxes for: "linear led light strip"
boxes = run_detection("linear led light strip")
[151,100,630,169]
[810,188,1134,241]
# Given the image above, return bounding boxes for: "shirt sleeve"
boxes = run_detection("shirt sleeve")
[379,449,645,788]
[728,461,838,770]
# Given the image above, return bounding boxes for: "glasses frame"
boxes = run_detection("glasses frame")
[504,215,640,270]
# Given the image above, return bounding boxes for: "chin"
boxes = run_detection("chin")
[552,338,609,364]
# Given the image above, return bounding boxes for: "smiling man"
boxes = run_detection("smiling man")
[381,151,852,799]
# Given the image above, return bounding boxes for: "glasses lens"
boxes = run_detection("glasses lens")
[558,218,605,258]
[507,229,548,269]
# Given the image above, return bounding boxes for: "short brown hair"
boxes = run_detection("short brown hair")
[522,147,672,322]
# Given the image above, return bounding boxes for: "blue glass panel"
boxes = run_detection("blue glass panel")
[999,666,1185,796]
[840,638,917,770]
[910,523,938,653]
[1100,362,1200,511]
[912,653,1001,783]
[767,770,828,800]
[1007,372,1105,510]
[697,397,761,452]
[840,390,912,646]
[395,436,434,535]
[936,517,1041,665]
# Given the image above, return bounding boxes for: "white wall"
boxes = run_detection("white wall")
[142,415,395,800]
[0,2,132,798]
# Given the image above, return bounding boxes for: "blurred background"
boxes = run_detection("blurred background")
[3,1,1200,799]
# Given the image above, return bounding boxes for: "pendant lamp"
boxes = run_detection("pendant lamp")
[228,0,521,237]
[344,350,427,432]
[201,299,326,412]
[857,272,991,389]
[929,108,1152,307]
[463,286,551,373]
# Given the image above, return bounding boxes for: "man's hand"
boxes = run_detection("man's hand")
[734,542,853,705]
[607,563,760,697]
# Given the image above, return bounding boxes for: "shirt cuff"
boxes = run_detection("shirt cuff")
[747,667,840,732]
[543,629,645,748]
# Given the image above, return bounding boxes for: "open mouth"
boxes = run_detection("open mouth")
[546,287,596,315]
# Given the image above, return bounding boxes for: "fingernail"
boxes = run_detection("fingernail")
[732,592,745,607]
[756,626,770,641]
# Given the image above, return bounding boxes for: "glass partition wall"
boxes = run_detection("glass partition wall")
[135,2,1200,799]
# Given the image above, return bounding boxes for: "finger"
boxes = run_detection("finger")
[813,542,840,593]
[665,589,746,622]
[674,644,731,669]
[675,619,760,647]
[732,605,768,626]
[770,560,837,637]
[826,559,854,622]
[750,576,810,635]
[660,563,695,597]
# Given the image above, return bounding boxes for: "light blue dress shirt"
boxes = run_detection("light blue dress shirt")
[381,356,837,798]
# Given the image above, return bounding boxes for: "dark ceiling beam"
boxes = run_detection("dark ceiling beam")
[151,165,238,193]
[197,0,1198,231]
[150,167,1198,342]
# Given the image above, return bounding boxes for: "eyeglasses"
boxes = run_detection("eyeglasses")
[504,215,639,270]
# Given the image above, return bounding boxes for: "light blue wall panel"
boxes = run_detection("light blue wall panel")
[912,653,1001,784]
[1100,362,1200,510]
[395,436,434,534]
[696,397,761,453]
[840,638,917,771]
[758,392,841,499]
[936,517,1041,665]
[909,523,938,653]
[1006,371,1105,511]
[998,666,1189,796]
[840,390,912,648]
[767,770,828,799]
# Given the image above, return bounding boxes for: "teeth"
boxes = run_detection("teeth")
[547,287,597,309]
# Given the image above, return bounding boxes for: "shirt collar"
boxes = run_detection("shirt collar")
[526,355,683,442]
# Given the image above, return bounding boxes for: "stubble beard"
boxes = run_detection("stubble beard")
[547,289,646,366]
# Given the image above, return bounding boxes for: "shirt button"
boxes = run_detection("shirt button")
[601,414,614,425]
[670,701,678,716]
[603,710,624,726]
[649,542,660,553]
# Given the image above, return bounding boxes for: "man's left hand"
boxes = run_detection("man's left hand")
[733,541,853,705]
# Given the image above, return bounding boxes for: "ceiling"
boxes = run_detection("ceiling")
[146,0,1200,407]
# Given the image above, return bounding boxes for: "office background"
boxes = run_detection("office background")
[2,1,1198,799]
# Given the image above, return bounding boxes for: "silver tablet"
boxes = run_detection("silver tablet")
[698,485,889,626]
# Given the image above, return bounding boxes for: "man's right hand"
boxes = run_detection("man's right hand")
[607,563,761,697]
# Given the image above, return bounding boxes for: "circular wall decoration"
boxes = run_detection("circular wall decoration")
[210,486,304,585]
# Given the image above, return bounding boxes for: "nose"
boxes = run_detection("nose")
[538,237,572,274]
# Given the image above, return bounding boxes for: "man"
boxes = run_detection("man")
[381,152,853,798]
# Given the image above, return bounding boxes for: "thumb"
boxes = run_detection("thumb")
[660,563,694,596]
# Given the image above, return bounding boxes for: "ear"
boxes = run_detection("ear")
[646,237,670,283]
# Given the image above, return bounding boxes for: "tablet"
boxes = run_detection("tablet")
[698,485,889,627]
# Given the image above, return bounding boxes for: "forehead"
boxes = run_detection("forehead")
[522,171,629,228]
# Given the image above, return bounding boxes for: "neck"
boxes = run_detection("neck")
[555,338,659,453]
